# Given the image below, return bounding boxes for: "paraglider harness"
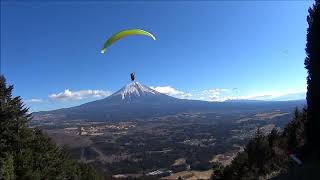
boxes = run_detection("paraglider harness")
[130,72,135,81]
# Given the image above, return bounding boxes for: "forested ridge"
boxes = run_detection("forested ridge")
[0,76,105,180]
[211,1,320,179]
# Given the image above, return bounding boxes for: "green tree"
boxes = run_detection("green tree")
[268,128,279,147]
[211,162,224,180]
[0,75,104,180]
[304,0,320,150]
[0,153,15,180]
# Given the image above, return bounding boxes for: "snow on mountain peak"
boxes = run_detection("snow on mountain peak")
[112,82,159,100]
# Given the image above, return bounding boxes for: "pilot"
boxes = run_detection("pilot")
[130,73,135,81]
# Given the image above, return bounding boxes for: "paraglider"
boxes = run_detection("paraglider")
[101,29,156,82]
[101,29,156,54]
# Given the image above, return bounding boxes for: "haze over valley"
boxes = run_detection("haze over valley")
[31,82,304,179]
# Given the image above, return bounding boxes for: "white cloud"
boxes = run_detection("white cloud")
[150,86,305,102]
[182,93,193,98]
[199,87,306,102]
[48,89,112,101]
[25,98,43,103]
[201,89,230,101]
[150,86,192,99]
[150,86,183,95]
[229,89,306,101]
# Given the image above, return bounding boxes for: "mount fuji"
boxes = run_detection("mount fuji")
[33,82,305,122]
[109,82,173,102]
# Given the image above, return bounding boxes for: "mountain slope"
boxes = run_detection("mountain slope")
[33,82,305,122]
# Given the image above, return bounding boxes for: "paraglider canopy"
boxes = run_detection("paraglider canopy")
[130,72,135,81]
[101,29,156,54]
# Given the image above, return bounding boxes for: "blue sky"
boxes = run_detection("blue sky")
[1,1,313,112]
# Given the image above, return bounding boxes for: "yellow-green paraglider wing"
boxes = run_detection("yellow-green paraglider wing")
[101,29,156,54]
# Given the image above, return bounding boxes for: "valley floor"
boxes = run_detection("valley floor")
[36,110,293,178]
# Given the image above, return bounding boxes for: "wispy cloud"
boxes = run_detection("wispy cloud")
[230,89,306,101]
[150,86,192,99]
[199,87,306,102]
[48,89,112,101]
[201,89,230,101]
[25,98,43,103]
[150,85,305,101]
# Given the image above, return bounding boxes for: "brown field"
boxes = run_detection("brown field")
[161,170,213,180]
[254,112,289,120]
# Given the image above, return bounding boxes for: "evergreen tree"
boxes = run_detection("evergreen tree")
[211,162,224,180]
[268,128,279,147]
[0,75,104,180]
[304,0,320,150]
[0,76,30,153]
[0,153,15,180]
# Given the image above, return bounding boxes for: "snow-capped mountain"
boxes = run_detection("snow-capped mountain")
[33,82,305,122]
[34,82,184,121]
[111,82,160,101]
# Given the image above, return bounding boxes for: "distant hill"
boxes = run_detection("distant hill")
[32,82,306,122]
